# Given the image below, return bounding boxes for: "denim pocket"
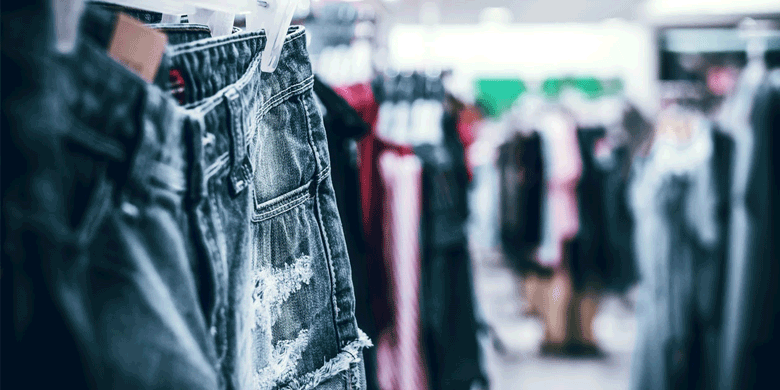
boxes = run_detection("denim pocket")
[250,182,342,388]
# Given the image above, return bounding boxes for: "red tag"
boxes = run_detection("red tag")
[169,69,186,105]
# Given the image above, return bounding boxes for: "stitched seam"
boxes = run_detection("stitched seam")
[253,191,311,222]
[251,169,330,222]
[253,179,311,220]
[168,26,304,55]
[185,53,263,112]
[205,180,229,363]
[204,153,230,180]
[257,77,315,120]
[169,34,265,55]
[301,93,342,346]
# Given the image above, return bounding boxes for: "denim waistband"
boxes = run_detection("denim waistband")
[167,26,310,107]
[70,4,316,202]
[163,25,315,199]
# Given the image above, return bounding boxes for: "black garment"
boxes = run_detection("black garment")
[573,129,612,291]
[415,143,483,390]
[313,76,379,390]
[2,2,94,389]
[601,145,638,293]
[497,132,546,275]
[574,129,639,293]
[721,70,780,390]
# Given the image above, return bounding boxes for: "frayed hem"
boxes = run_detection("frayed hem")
[281,330,373,390]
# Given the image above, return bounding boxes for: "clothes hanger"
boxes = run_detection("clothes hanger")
[186,1,246,37]
[246,0,301,72]
[52,0,86,53]
[100,1,197,24]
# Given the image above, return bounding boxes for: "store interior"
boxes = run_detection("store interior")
[3,0,780,389]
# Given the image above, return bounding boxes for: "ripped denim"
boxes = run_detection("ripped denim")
[158,19,371,390]
[39,4,373,389]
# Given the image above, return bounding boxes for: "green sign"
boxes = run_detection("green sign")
[475,79,526,118]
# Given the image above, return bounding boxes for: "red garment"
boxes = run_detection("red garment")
[335,83,429,390]
[333,83,379,130]
[456,106,482,182]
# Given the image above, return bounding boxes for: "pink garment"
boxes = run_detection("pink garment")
[375,152,428,390]
[544,120,583,267]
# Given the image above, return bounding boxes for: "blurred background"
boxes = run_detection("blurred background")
[294,1,780,389]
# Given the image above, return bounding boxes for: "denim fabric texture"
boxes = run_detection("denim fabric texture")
[3,6,220,389]
[3,3,369,389]
[158,12,371,390]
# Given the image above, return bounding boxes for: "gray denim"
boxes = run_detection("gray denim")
[15,7,222,389]
[4,3,369,389]
[157,15,371,390]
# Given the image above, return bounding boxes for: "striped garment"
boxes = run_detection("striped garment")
[375,152,428,390]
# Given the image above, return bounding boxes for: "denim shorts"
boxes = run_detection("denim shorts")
[3,4,369,389]
[149,8,371,390]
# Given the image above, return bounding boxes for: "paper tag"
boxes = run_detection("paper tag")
[108,13,167,83]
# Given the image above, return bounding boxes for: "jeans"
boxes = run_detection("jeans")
[3,3,370,389]
[4,6,219,389]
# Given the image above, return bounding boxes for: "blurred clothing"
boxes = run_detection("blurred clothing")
[539,115,582,268]
[720,70,780,390]
[416,143,484,390]
[375,152,428,390]
[313,76,380,390]
[573,128,637,293]
[629,121,733,390]
[497,132,546,274]
[3,5,372,389]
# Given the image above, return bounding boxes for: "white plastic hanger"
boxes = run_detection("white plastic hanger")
[185,1,249,37]
[52,0,86,53]
[246,0,301,72]
[101,1,196,24]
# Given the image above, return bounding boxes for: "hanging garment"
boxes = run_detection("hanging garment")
[3,4,371,389]
[716,59,765,390]
[415,143,484,390]
[601,144,638,294]
[313,75,380,390]
[573,127,638,292]
[628,122,733,390]
[538,113,583,269]
[497,132,546,274]
[573,128,610,291]
[374,151,428,390]
[719,70,780,390]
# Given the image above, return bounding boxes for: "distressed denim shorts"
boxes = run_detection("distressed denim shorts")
[154,15,371,390]
[21,3,371,389]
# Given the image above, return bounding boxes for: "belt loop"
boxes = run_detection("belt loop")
[225,87,252,196]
